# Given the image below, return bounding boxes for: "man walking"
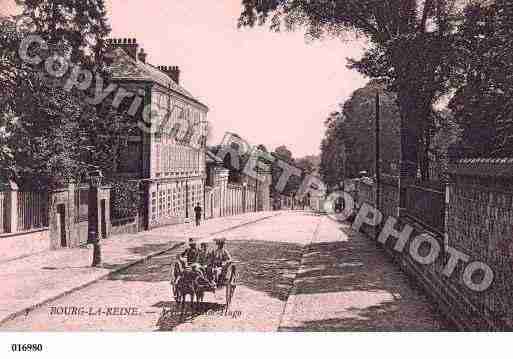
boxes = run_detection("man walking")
[194,202,202,226]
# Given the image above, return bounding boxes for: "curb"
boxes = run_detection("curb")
[208,213,280,236]
[0,242,184,326]
[277,216,323,331]
[0,212,280,326]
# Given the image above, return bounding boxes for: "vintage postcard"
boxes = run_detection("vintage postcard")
[0,0,511,355]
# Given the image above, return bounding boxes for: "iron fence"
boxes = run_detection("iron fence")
[16,191,49,231]
[405,184,445,235]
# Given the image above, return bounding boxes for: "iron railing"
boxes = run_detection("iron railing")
[405,184,445,235]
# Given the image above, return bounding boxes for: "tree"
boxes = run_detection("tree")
[430,109,462,179]
[319,111,346,190]
[238,0,464,182]
[0,16,90,188]
[20,0,111,68]
[273,145,293,161]
[319,81,401,187]
[270,145,301,196]
[449,0,513,158]
[0,3,128,188]
[295,155,318,175]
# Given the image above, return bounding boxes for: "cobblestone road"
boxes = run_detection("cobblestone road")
[1,212,454,331]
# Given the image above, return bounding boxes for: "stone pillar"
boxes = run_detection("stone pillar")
[2,180,19,233]
[257,172,271,211]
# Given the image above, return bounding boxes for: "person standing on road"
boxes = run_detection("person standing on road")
[194,202,202,226]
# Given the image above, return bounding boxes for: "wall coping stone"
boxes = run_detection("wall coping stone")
[0,227,49,239]
[449,158,513,178]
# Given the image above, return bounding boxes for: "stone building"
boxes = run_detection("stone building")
[106,38,209,229]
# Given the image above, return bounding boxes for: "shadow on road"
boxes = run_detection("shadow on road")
[154,300,225,331]
[107,239,303,302]
[105,243,184,281]
[279,225,455,331]
[230,240,303,301]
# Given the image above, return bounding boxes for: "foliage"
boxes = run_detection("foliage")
[429,109,462,179]
[0,16,92,188]
[320,111,346,190]
[295,155,319,175]
[0,3,133,188]
[110,180,141,219]
[270,145,300,196]
[238,0,467,179]
[319,81,460,184]
[320,81,400,186]
[20,0,111,68]
[449,0,513,158]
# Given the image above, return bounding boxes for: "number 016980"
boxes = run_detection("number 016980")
[11,344,43,352]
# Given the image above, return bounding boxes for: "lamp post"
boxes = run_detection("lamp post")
[254,177,258,212]
[88,169,103,267]
[242,181,247,213]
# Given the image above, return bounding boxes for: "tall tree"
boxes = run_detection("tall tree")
[319,81,402,187]
[449,0,513,158]
[319,111,346,190]
[0,2,121,188]
[21,0,111,67]
[295,155,318,175]
[238,0,463,182]
[0,15,92,188]
[271,145,301,196]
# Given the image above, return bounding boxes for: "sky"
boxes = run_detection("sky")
[2,0,368,157]
[107,0,368,157]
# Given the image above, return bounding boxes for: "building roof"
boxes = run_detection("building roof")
[107,47,208,110]
[448,158,513,178]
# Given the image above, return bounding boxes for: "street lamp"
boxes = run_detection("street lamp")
[242,181,247,213]
[87,169,103,267]
[254,178,258,212]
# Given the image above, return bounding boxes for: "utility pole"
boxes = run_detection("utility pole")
[375,91,381,234]
[255,177,258,212]
[185,180,189,219]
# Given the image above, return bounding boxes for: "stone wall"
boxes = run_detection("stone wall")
[352,160,513,330]
[380,175,400,220]
[445,160,513,328]
[49,184,111,249]
[110,216,139,236]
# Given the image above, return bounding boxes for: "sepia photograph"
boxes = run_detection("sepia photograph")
[0,0,511,356]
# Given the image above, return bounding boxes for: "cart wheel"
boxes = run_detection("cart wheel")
[171,262,183,304]
[172,282,181,304]
[225,266,237,310]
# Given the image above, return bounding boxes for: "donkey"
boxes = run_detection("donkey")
[175,268,215,316]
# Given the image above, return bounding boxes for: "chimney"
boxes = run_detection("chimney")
[106,38,138,60]
[159,65,180,84]
[138,48,147,63]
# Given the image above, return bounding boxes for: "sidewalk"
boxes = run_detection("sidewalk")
[278,216,451,331]
[0,211,278,326]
